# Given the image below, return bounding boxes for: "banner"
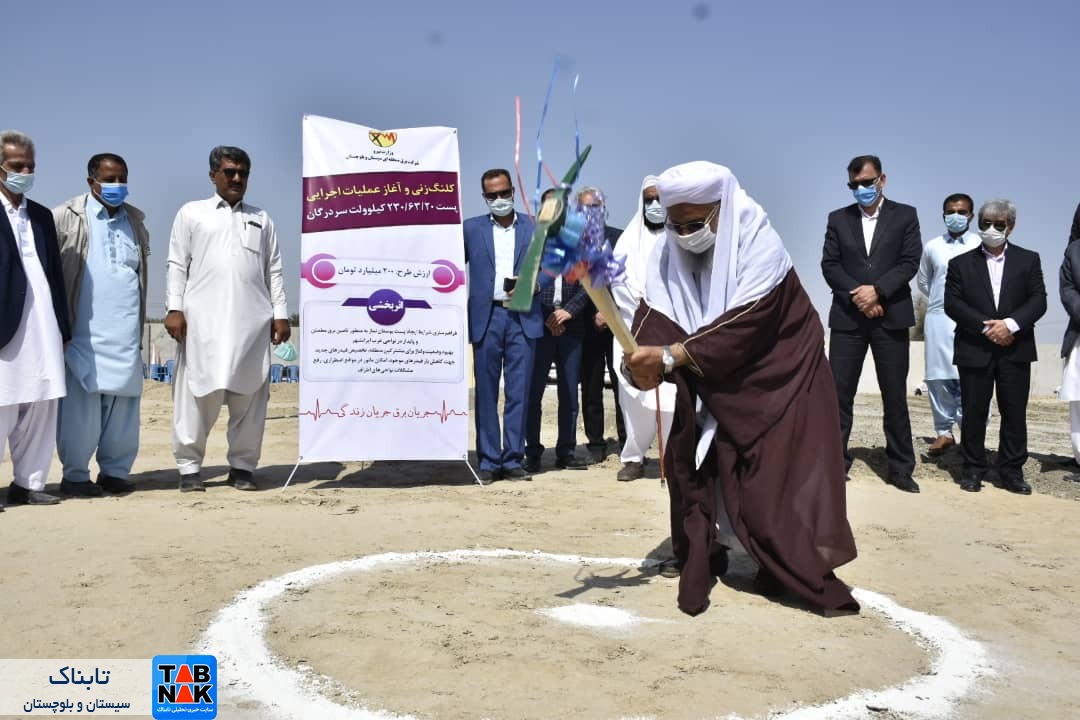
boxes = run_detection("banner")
[299,115,468,461]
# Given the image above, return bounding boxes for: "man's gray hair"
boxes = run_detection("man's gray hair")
[209,145,251,172]
[979,198,1017,224]
[0,130,35,161]
[576,186,605,204]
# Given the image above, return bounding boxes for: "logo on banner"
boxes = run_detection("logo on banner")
[152,655,216,718]
[369,130,397,147]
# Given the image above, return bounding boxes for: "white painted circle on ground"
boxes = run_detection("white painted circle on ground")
[198,549,995,720]
[536,602,667,630]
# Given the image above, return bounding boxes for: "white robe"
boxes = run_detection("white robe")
[166,195,287,398]
[611,176,676,415]
[645,162,792,468]
[0,195,65,406]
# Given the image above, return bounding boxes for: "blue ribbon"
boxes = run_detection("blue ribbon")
[534,60,559,211]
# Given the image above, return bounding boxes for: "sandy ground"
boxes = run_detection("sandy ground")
[2,381,1079,719]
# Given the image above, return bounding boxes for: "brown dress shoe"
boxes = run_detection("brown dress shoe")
[927,435,955,456]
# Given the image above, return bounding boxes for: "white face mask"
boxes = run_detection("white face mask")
[673,225,716,253]
[486,197,514,217]
[644,200,666,225]
[979,226,1008,248]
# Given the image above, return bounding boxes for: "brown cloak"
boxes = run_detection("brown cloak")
[633,269,858,615]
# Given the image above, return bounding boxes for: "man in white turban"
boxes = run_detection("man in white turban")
[624,161,858,616]
[610,176,675,481]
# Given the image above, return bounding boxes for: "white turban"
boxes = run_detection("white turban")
[645,161,793,467]
[655,161,724,208]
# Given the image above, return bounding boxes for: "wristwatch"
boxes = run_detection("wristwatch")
[661,345,675,375]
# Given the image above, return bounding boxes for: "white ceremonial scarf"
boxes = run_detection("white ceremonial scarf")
[645,161,793,467]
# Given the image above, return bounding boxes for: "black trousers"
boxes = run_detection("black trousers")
[958,358,1030,476]
[829,327,915,476]
[580,325,625,449]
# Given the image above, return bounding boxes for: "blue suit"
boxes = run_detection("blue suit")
[463,213,542,473]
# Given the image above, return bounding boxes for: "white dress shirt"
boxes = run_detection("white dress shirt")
[167,194,288,396]
[860,196,883,255]
[982,243,1019,334]
[0,194,66,405]
[491,213,517,302]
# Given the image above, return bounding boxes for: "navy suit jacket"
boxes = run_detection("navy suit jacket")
[821,199,922,331]
[463,213,543,344]
[0,197,71,351]
[945,243,1046,367]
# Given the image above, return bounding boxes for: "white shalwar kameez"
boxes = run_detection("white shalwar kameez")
[0,194,66,491]
[917,229,982,435]
[166,195,287,475]
[610,176,675,463]
[1059,336,1080,463]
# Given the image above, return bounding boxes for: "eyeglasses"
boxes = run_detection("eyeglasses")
[846,176,880,190]
[665,202,720,236]
[978,219,1009,232]
[220,168,250,179]
[482,188,513,201]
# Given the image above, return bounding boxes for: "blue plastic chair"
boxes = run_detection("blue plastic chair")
[270,363,284,383]
[285,365,300,383]
[163,359,176,383]
[149,363,162,382]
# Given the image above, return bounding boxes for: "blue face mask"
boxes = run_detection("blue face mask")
[1,167,34,195]
[944,212,970,235]
[852,183,878,207]
[98,182,129,208]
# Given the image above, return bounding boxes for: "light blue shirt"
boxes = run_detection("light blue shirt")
[65,195,143,396]
[918,229,982,312]
[918,228,981,380]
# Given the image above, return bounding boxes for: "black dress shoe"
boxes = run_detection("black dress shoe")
[60,479,105,498]
[178,473,205,492]
[887,474,920,493]
[477,470,498,484]
[7,485,61,505]
[555,455,589,470]
[502,467,532,481]
[98,475,135,494]
[1000,473,1032,495]
[523,457,542,474]
[229,468,257,491]
[958,473,983,492]
[657,558,682,578]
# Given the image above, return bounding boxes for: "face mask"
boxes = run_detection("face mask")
[944,213,970,235]
[673,225,716,254]
[1,167,34,196]
[644,200,666,225]
[852,182,878,207]
[274,341,298,362]
[487,197,514,217]
[98,182,129,208]
[979,226,1008,248]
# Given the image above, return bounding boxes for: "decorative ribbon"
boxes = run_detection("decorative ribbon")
[539,205,625,289]
[534,60,559,211]
[514,96,532,219]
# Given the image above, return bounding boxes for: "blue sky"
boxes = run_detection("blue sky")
[9,0,1080,340]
